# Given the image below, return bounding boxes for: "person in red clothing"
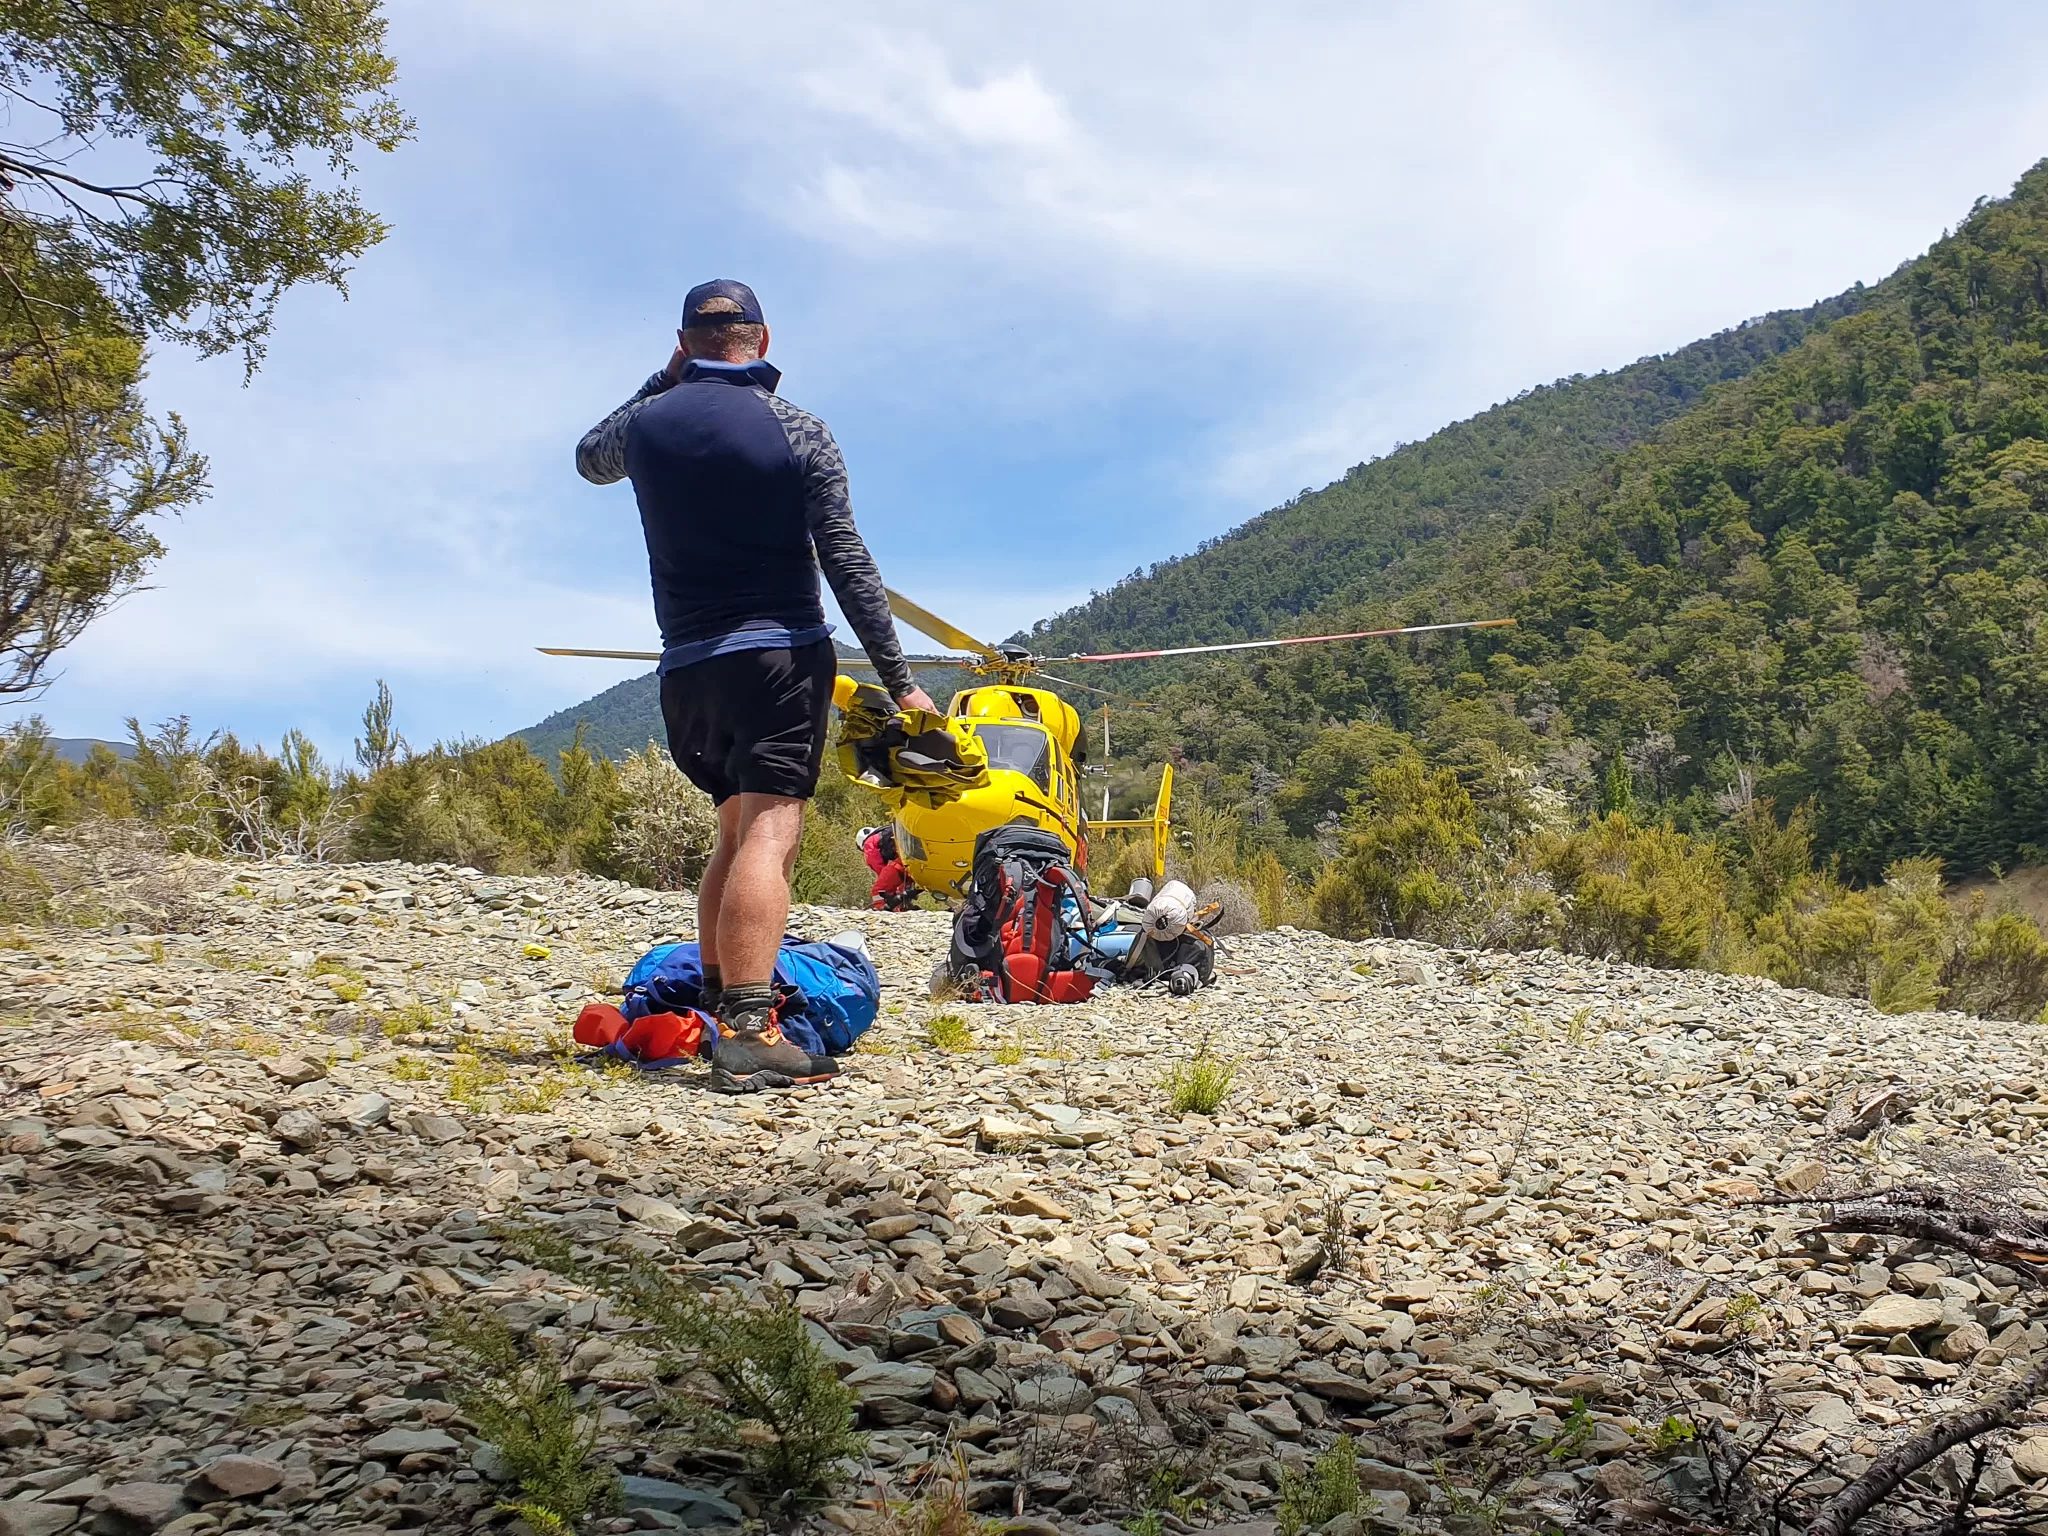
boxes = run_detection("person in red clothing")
[859,826,917,911]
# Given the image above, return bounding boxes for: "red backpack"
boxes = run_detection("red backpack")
[948,826,1097,1004]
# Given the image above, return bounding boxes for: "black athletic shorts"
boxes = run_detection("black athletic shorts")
[659,640,836,804]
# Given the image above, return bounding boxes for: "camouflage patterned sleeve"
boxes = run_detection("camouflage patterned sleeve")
[574,369,672,485]
[764,394,915,698]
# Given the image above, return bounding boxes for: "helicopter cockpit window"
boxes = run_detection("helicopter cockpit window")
[971,725,1052,792]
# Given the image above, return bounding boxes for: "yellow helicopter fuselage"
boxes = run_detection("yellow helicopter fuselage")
[890,684,1086,896]
[838,677,1171,899]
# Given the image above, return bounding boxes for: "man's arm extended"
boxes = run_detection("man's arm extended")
[766,397,919,701]
[574,369,673,485]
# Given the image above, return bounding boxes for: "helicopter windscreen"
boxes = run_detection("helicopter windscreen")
[970,724,1052,791]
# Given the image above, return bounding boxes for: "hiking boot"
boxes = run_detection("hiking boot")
[711,1007,836,1085]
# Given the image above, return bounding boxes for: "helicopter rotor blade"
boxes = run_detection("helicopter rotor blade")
[884,587,1001,659]
[1034,670,1155,707]
[1056,617,1518,664]
[537,647,662,661]
[839,653,984,669]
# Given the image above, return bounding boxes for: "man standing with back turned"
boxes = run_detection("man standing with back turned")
[577,281,935,1092]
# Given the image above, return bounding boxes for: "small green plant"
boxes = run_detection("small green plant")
[1278,1434,1360,1536]
[1163,1049,1236,1115]
[1546,1397,1595,1460]
[1645,1415,1697,1453]
[311,958,368,1001]
[1433,1458,1518,1535]
[436,1309,617,1532]
[384,999,442,1038]
[235,1399,307,1429]
[504,1226,863,1501]
[1721,1291,1763,1339]
[923,1012,975,1052]
[447,1049,508,1109]
[502,1072,573,1114]
[1129,1512,1164,1536]
[1564,1006,1592,1048]
[388,1054,432,1083]
[877,1449,998,1536]
[146,938,167,963]
[992,1028,1026,1066]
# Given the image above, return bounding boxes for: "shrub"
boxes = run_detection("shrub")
[1314,757,1481,941]
[608,742,717,890]
[1277,1434,1361,1536]
[1244,849,1300,929]
[1523,813,1733,968]
[1752,857,2048,1019]
[923,1012,975,1052]
[1197,879,1260,936]
[508,1228,863,1502]
[1163,1049,1235,1115]
[790,766,875,907]
[435,1309,618,1533]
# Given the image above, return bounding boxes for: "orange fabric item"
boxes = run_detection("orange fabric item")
[621,1010,704,1062]
[574,1002,626,1048]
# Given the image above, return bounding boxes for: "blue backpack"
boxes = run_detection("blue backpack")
[622,936,880,1058]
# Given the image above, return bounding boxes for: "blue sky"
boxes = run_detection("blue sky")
[27,0,2048,758]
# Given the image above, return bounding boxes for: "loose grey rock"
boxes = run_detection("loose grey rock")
[362,1426,460,1457]
[193,1456,285,1498]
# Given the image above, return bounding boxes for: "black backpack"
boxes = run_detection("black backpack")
[947,826,1097,1004]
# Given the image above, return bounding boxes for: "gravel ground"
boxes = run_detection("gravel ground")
[3,850,2047,1535]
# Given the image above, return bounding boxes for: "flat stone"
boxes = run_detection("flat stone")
[566,1137,611,1166]
[2013,1436,2048,1480]
[988,1293,1055,1331]
[271,1109,324,1149]
[339,1092,390,1130]
[195,1456,285,1498]
[179,1295,229,1326]
[362,1426,460,1457]
[1292,1361,1378,1403]
[674,1219,744,1253]
[1235,1336,1300,1377]
[616,1193,691,1235]
[1774,1159,1829,1196]
[1013,1373,1092,1415]
[262,1056,325,1086]
[0,1501,76,1536]
[102,1483,185,1528]
[843,1361,934,1400]
[617,1477,743,1525]
[1853,1295,1944,1335]
[409,1113,466,1144]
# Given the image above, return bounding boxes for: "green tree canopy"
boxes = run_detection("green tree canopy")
[0,0,409,695]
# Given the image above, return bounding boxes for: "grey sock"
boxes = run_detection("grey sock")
[721,982,775,1021]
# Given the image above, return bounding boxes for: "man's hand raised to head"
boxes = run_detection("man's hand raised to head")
[895,686,938,714]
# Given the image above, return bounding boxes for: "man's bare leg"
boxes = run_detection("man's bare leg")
[715,793,806,986]
[695,797,745,974]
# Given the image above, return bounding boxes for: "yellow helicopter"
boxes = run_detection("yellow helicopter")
[543,588,1515,900]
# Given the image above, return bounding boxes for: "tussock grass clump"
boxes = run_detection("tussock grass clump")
[1277,1434,1360,1536]
[923,1012,975,1052]
[877,1450,999,1536]
[505,1226,863,1503]
[1163,1050,1236,1116]
[436,1309,617,1534]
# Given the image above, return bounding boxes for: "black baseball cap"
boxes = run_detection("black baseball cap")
[681,279,764,327]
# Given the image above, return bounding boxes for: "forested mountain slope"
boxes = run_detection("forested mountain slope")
[1095,161,2048,881]
[1022,294,1877,658]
